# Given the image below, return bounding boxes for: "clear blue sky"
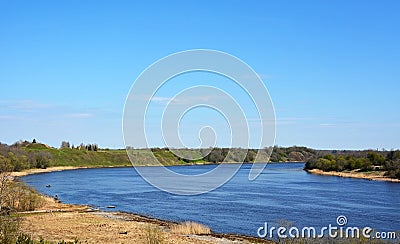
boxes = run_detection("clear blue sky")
[1,0,399,150]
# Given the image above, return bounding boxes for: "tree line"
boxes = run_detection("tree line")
[1,140,400,179]
[60,141,99,151]
[305,151,400,179]
[151,146,317,163]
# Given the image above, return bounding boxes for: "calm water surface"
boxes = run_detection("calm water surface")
[21,163,400,237]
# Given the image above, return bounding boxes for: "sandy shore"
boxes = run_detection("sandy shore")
[19,196,210,243]
[14,167,270,243]
[11,166,125,177]
[11,166,89,177]
[306,169,400,183]
[19,196,269,243]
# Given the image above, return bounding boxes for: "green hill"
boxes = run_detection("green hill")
[0,141,191,171]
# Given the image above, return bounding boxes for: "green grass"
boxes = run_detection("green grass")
[151,148,186,165]
[21,144,196,168]
[19,143,131,168]
[51,149,131,167]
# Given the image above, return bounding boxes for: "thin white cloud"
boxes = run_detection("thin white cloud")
[248,117,315,125]
[4,100,55,110]
[150,95,223,106]
[64,113,94,118]
[169,95,216,105]
[321,122,400,128]
[319,123,337,127]
[150,96,178,104]
[1,100,97,120]
[0,115,16,120]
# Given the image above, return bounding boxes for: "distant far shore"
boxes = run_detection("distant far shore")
[4,141,399,182]
[14,162,400,184]
[11,161,303,178]
[306,168,400,183]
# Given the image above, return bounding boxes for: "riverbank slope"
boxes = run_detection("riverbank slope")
[306,168,400,183]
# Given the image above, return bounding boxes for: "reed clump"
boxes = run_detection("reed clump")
[170,221,211,235]
[145,223,164,244]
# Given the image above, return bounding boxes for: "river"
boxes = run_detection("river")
[21,163,400,237]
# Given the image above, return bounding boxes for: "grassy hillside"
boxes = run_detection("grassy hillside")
[0,141,194,171]
[0,142,130,169]
[49,149,131,167]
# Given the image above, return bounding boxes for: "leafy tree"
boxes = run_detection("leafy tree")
[244,150,256,162]
[335,156,346,171]
[323,154,335,161]
[367,152,385,166]
[33,151,52,169]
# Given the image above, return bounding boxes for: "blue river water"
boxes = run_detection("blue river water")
[21,163,400,237]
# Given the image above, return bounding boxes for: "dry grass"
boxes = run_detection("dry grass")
[0,178,44,213]
[146,223,164,244]
[170,221,211,235]
[19,197,216,243]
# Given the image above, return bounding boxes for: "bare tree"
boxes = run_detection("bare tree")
[60,141,70,149]
[0,155,12,212]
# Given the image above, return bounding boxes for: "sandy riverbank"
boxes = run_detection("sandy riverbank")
[19,195,269,243]
[11,165,129,177]
[14,167,270,243]
[19,196,212,243]
[306,169,400,183]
